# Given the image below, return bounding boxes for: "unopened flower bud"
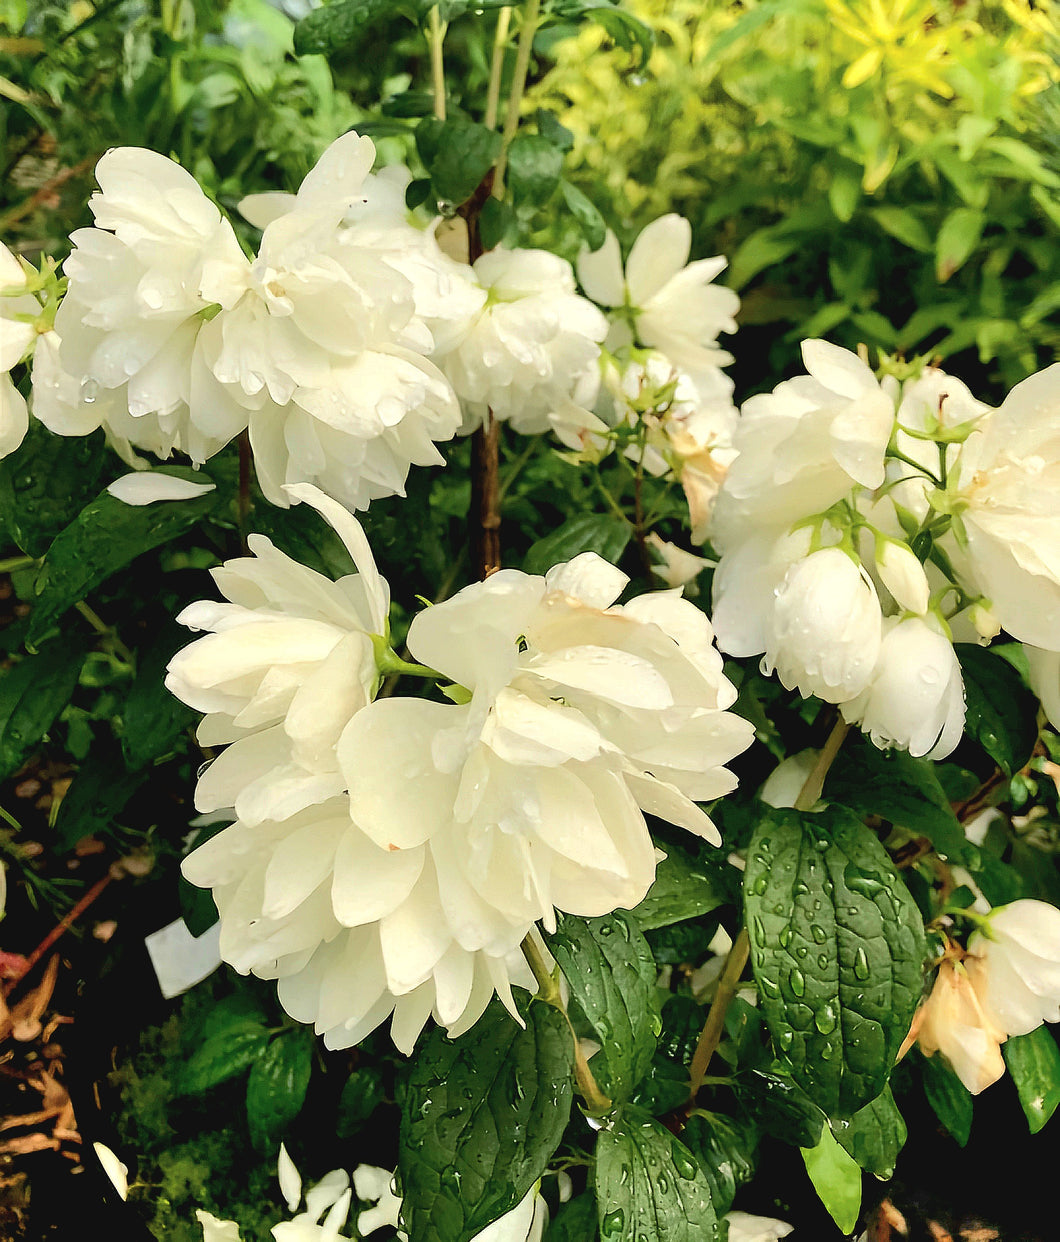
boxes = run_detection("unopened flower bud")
[875,538,930,614]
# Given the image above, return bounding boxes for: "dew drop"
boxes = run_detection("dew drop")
[814,1003,837,1034]
[811,925,827,944]
[760,975,780,998]
[788,967,805,997]
[854,947,871,980]
[80,376,100,405]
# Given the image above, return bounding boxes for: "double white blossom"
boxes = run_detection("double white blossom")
[166,483,388,824]
[438,247,608,434]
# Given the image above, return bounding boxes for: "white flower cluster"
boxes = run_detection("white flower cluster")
[170,486,755,1052]
[910,898,1060,1094]
[552,216,740,543]
[17,135,610,510]
[711,341,1060,759]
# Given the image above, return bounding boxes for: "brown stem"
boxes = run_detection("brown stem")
[4,872,112,995]
[632,454,652,581]
[0,156,95,233]
[471,416,502,579]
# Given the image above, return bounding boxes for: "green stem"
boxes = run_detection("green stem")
[493,0,541,194]
[521,932,612,1116]
[372,638,444,682]
[75,600,134,665]
[428,7,447,121]
[484,7,512,130]
[794,716,850,812]
[0,554,35,574]
[887,445,941,486]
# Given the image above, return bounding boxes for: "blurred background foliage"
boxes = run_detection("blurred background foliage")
[531,0,1060,398]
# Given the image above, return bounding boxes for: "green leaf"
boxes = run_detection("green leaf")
[1003,1026,1060,1135]
[800,1123,862,1234]
[919,1050,972,1146]
[507,133,564,209]
[416,116,502,207]
[26,469,219,645]
[180,1016,270,1095]
[630,840,733,931]
[825,739,977,866]
[744,806,926,1117]
[736,1068,825,1149]
[336,1066,385,1140]
[560,180,606,251]
[399,995,574,1242]
[121,621,198,770]
[0,637,88,781]
[293,0,407,55]
[480,196,518,251]
[523,513,629,576]
[585,8,653,67]
[832,1085,906,1179]
[728,227,804,290]
[935,207,985,282]
[546,1192,598,1242]
[870,206,933,253]
[0,423,107,558]
[957,644,1039,778]
[246,1029,314,1150]
[594,1106,718,1242]
[548,912,660,1102]
[536,110,574,152]
[680,1112,757,1216]
[52,750,149,851]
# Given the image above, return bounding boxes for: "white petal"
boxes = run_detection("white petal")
[574,229,624,306]
[106,471,216,505]
[626,215,692,305]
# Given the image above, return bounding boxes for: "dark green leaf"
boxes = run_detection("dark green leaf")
[179,875,220,938]
[523,513,629,576]
[52,751,149,851]
[507,133,564,209]
[121,621,198,769]
[548,912,659,1101]
[629,1055,690,1115]
[27,468,219,645]
[293,0,409,55]
[825,739,977,866]
[958,644,1039,778]
[536,110,574,152]
[585,8,653,66]
[546,1192,598,1242]
[680,1112,757,1216]
[736,1068,825,1149]
[406,177,432,211]
[1003,1026,1060,1134]
[399,995,574,1242]
[560,180,606,252]
[919,1050,972,1146]
[180,1018,270,1095]
[0,636,88,781]
[594,1106,718,1242]
[744,806,927,1117]
[832,1085,906,1178]
[336,1067,386,1140]
[246,1029,314,1149]
[630,840,733,930]
[0,423,107,558]
[382,89,435,117]
[480,196,518,251]
[416,116,502,207]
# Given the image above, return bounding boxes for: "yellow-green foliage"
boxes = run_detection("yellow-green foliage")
[533,0,1060,393]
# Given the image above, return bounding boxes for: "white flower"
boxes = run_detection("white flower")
[207,134,463,511]
[354,1167,547,1242]
[965,899,1060,1038]
[711,526,814,660]
[724,1210,794,1242]
[1025,645,1060,730]
[438,247,608,434]
[711,339,896,552]
[953,364,1060,650]
[575,217,739,373]
[37,146,252,462]
[166,482,388,824]
[0,241,41,458]
[841,615,965,759]
[915,958,1007,1095]
[338,555,754,939]
[763,547,883,703]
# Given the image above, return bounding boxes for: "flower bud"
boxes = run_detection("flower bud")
[875,537,930,614]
